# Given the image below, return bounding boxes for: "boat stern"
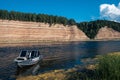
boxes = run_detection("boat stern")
[14,57,27,63]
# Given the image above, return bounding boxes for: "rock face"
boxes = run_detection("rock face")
[0,20,88,43]
[95,26,120,40]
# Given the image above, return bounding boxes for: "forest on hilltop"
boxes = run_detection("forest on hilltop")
[0,10,76,26]
[0,9,120,39]
[77,20,120,39]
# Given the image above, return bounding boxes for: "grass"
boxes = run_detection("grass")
[94,52,120,80]
[17,69,66,80]
[65,52,120,80]
[17,52,120,80]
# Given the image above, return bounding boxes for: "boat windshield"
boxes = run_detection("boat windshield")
[20,51,27,57]
[31,51,38,58]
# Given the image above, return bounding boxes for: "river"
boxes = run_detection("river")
[0,41,120,80]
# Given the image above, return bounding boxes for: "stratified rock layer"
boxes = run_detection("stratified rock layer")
[0,20,88,43]
[95,26,120,40]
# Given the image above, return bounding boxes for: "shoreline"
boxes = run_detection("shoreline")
[0,39,120,47]
[17,52,120,80]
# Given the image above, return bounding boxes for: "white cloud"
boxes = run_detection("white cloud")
[118,3,120,8]
[100,2,120,22]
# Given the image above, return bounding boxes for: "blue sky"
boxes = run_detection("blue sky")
[0,0,120,22]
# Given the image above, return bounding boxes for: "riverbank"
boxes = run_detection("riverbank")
[17,52,120,80]
[16,65,96,80]
[0,39,120,48]
[0,40,88,48]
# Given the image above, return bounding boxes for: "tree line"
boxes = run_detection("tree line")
[0,9,76,25]
[77,20,120,39]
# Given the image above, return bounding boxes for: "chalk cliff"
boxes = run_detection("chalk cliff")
[95,26,120,40]
[0,20,88,43]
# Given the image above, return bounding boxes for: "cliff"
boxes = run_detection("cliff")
[0,20,88,43]
[95,26,120,40]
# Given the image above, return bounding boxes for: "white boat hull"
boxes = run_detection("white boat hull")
[14,50,43,67]
[15,56,43,67]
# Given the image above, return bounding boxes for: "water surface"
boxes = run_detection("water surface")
[0,41,120,80]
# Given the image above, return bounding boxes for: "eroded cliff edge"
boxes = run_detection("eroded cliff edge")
[0,20,89,43]
[95,26,120,40]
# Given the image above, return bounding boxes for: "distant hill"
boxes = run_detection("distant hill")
[77,20,120,39]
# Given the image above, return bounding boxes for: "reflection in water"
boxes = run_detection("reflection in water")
[16,61,41,76]
[0,41,120,80]
[32,64,40,75]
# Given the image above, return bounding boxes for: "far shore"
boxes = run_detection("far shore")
[0,39,120,47]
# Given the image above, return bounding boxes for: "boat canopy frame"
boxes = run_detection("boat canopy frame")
[19,50,41,59]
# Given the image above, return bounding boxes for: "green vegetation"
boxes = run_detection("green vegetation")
[0,9,76,25]
[67,52,120,80]
[94,53,120,80]
[77,20,120,39]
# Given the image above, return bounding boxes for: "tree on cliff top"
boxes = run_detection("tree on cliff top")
[0,9,76,26]
[68,19,76,25]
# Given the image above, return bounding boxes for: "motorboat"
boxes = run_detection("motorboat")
[14,50,43,67]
